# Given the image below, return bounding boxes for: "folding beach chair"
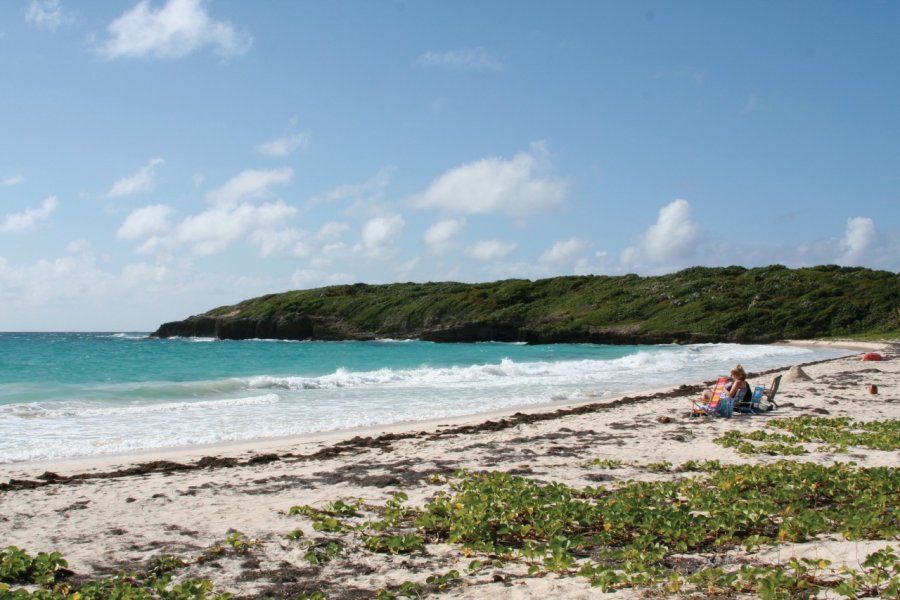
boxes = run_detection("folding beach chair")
[765,375,782,408]
[719,385,746,417]
[739,385,766,414]
[692,376,728,417]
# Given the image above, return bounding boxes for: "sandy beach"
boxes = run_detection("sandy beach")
[1,341,897,599]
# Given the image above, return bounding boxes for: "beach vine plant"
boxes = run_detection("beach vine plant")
[4,456,898,598]
[284,460,899,598]
[0,545,230,599]
[714,417,900,456]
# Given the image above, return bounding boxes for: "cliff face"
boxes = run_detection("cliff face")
[151,266,900,344]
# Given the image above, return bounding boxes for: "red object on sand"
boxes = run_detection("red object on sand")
[862,352,883,361]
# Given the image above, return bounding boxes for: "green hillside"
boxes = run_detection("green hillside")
[153,265,900,343]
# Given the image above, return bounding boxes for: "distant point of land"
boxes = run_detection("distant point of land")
[152,265,900,344]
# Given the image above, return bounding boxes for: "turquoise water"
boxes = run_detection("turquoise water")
[0,333,852,464]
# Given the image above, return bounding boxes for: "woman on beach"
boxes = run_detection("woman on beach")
[701,363,750,402]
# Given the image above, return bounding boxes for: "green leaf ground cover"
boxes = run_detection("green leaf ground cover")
[4,459,899,598]
[6,417,900,598]
[715,417,900,456]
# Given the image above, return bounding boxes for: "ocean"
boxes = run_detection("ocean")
[0,333,853,464]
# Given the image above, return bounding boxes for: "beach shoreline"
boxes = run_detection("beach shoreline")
[1,339,882,477]
[1,339,897,599]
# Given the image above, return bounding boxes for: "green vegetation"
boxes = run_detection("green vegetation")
[4,455,900,598]
[1,545,228,599]
[315,462,898,597]
[581,458,624,469]
[715,417,900,456]
[4,422,899,599]
[156,265,900,342]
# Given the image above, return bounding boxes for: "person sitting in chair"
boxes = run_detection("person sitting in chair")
[701,363,750,402]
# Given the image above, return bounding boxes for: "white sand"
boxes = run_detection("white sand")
[1,341,897,598]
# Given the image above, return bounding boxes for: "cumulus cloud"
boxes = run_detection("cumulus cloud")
[206,167,292,207]
[116,168,299,256]
[317,221,350,241]
[0,196,57,233]
[172,200,297,255]
[836,216,876,265]
[106,157,164,198]
[255,133,310,157]
[313,242,350,267]
[116,204,173,240]
[539,237,590,265]
[621,199,700,269]
[99,0,252,59]
[466,239,516,261]
[26,0,73,30]
[360,215,405,252]
[411,142,567,218]
[292,269,353,290]
[1,176,24,186]
[424,218,464,253]
[416,49,503,72]
[312,167,395,216]
[247,228,301,257]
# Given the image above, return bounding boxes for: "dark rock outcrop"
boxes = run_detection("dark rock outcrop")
[154,315,378,341]
[152,314,757,345]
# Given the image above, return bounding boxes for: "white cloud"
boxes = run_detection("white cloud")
[317,221,350,241]
[0,196,57,233]
[247,228,301,257]
[424,218,464,253]
[106,157,164,198]
[360,214,405,250]
[539,237,590,265]
[26,0,73,30]
[313,167,395,215]
[836,216,876,265]
[411,142,567,217]
[1,176,24,186]
[99,0,252,59]
[466,239,516,261]
[255,132,310,157]
[117,168,298,257]
[66,239,90,254]
[116,204,173,240]
[292,269,353,290]
[207,167,292,207]
[417,49,503,72]
[312,241,350,267]
[173,200,297,255]
[574,251,616,276]
[621,199,700,269]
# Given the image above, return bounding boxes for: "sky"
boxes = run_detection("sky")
[1,0,898,331]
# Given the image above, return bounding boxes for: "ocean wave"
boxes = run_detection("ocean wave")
[109,333,149,339]
[242,343,824,393]
[0,393,279,420]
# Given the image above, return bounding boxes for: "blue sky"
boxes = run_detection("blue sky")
[1,0,898,331]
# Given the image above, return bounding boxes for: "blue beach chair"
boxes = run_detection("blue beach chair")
[739,385,766,414]
[718,385,746,418]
